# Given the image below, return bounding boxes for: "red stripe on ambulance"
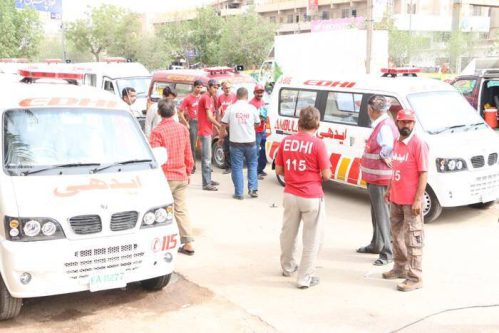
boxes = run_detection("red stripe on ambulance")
[347,158,361,185]
[329,153,341,175]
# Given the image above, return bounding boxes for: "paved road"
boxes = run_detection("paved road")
[2,167,498,332]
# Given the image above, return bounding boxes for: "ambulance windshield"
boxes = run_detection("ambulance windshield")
[407,91,485,134]
[117,77,151,97]
[3,108,152,175]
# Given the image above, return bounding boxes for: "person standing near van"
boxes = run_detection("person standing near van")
[149,99,196,255]
[144,87,177,139]
[217,81,237,174]
[276,106,332,289]
[249,84,268,180]
[122,87,141,118]
[358,95,399,266]
[383,109,428,292]
[198,79,222,191]
[179,80,203,174]
[220,87,260,199]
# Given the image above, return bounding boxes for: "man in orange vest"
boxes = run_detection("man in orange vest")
[358,95,399,266]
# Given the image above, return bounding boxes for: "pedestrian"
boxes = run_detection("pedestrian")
[149,99,196,256]
[122,87,141,118]
[249,84,268,180]
[358,95,399,266]
[276,106,332,289]
[179,80,204,174]
[197,79,222,191]
[383,109,428,292]
[217,80,237,174]
[220,87,260,199]
[144,86,177,139]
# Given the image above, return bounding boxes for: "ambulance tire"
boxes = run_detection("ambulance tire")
[469,201,495,209]
[276,173,285,187]
[140,273,172,291]
[0,275,22,320]
[212,142,225,169]
[423,186,442,223]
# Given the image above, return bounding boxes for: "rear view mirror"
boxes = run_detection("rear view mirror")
[152,147,168,166]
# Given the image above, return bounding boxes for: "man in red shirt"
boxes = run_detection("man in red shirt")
[179,80,203,173]
[198,79,222,191]
[150,99,196,255]
[217,81,237,174]
[275,106,332,289]
[383,109,429,291]
[249,84,268,180]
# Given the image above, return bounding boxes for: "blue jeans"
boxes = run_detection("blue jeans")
[200,135,212,187]
[189,120,198,163]
[255,132,267,174]
[230,144,258,197]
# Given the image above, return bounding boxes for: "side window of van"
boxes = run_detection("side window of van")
[452,79,476,97]
[83,74,97,87]
[104,80,115,94]
[279,89,318,117]
[324,92,362,125]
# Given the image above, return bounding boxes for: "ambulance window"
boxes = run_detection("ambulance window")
[296,91,318,116]
[279,89,299,117]
[104,80,115,93]
[174,83,192,98]
[324,92,362,125]
[84,74,97,87]
[452,79,476,97]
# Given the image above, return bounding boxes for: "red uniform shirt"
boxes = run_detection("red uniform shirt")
[249,97,266,133]
[275,132,331,198]
[180,93,200,120]
[217,93,236,119]
[149,118,194,181]
[197,92,216,136]
[389,133,429,205]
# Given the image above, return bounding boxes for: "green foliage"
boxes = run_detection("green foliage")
[65,5,142,61]
[188,7,223,65]
[0,0,42,58]
[388,28,430,66]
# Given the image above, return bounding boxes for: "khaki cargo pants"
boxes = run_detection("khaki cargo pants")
[390,203,424,283]
[168,180,194,244]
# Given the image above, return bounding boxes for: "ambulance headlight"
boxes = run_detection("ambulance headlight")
[436,158,467,173]
[4,216,65,241]
[141,204,174,228]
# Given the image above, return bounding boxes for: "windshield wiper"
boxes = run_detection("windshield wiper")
[92,159,153,173]
[22,163,101,176]
[429,124,467,135]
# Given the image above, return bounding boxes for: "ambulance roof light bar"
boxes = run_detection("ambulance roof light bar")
[102,57,127,63]
[381,67,421,78]
[0,58,29,63]
[204,67,235,75]
[44,58,63,64]
[18,69,84,84]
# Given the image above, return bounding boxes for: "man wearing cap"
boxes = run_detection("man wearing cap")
[217,81,237,174]
[179,80,203,174]
[358,95,399,266]
[383,109,428,292]
[198,79,222,191]
[249,84,268,180]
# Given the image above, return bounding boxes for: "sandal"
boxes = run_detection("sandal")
[178,246,195,256]
[373,258,392,266]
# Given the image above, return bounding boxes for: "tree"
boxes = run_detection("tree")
[188,7,223,65]
[0,0,42,58]
[219,8,276,68]
[65,5,142,61]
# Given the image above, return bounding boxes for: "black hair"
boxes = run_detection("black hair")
[122,87,136,98]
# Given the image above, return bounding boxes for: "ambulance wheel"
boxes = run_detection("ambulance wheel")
[276,174,285,187]
[212,142,225,169]
[423,186,442,223]
[0,275,22,320]
[140,273,171,291]
[469,201,496,209]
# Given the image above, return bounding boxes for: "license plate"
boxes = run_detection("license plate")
[89,271,126,292]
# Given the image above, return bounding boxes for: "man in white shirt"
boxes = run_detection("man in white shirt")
[220,87,261,200]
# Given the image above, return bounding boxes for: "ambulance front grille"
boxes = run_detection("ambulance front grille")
[470,173,499,197]
[110,211,138,231]
[471,155,485,168]
[69,215,102,234]
[488,153,498,166]
[64,243,145,280]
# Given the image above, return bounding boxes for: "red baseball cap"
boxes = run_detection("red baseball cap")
[396,109,416,121]
[254,84,265,92]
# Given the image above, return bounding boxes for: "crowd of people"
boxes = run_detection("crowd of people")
[129,81,429,292]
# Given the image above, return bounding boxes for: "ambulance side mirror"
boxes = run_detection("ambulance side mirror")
[152,147,168,166]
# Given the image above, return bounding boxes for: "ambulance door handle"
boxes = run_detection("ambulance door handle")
[349,137,355,146]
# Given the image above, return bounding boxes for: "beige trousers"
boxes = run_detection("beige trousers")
[280,192,326,287]
[390,203,424,282]
[168,180,193,244]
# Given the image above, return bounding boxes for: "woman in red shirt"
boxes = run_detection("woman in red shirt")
[275,106,332,289]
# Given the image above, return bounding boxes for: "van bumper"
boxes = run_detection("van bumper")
[431,169,499,207]
[0,225,179,298]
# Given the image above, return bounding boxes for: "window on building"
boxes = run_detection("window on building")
[303,14,310,22]
[341,8,350,18]
[322,11,330,20]
[407,3,416,14]
[287,14,293,23]
[351,9,357,17]
[280,16,284,23]
[296,14,300,23]
[269,16,276,23]
[472,5,481,16]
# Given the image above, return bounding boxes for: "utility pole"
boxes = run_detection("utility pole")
[61,21,67,62]
[366,0,373,73]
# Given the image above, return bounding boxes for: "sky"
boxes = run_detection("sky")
[62,0,214,21]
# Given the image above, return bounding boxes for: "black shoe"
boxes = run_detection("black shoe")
[203,185,218,191]
[211,180,220,186]
[248,190,258,198]
[259,171,268,176]
[223,168,231,174]
[257,174,264,180]
[232,194,243,200]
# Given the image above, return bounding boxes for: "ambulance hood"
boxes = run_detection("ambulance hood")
[10,170,172,225]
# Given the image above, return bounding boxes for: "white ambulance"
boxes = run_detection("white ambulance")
[0,69,178,320]
[265,72,499,222]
